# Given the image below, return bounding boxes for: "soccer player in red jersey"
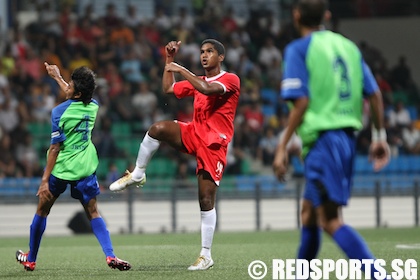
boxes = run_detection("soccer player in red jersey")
[110,39,241,270]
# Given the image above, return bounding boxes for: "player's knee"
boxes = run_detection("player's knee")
[148,124,160,138]
[301,209,314,226]
[198,197,214,211]
[301,200,316,226]
[148,122,166,139]
[36,208,51,217]
[319,220,341,236]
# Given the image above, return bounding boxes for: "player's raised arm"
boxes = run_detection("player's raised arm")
[164,39,227,96]
[162,41,181,95]
[44,62,69,93]
[165,62,224,96]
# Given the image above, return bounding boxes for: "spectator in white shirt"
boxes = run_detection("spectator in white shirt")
[124,5,144,29]
[154,7,171,32]
[258,37,282,70]
[172,6,195,31]
[402,121,420,154]
[388,101,411,127]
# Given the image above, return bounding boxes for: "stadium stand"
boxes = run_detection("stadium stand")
[0,0,419,199]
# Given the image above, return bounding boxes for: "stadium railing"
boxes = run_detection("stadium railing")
[1,155,419,200]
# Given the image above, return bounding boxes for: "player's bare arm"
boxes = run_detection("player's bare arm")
[44,62,69,92]
[273,97,308,181]
[369,90,385,132]
[368,90,390,171]
[37,143,60,200]
[165,62,224,96]
[162,41,181,94]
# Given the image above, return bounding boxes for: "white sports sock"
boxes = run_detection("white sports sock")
[200,208,216,259]
[132,132,160,180]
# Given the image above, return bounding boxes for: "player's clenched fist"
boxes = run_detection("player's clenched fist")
[165,41,182,57]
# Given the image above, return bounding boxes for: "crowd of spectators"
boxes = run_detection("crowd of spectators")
[0,1,419,179]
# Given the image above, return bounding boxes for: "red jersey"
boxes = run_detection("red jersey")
[173,71,240,147]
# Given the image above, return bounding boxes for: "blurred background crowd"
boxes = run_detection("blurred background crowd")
[0,0,419,182]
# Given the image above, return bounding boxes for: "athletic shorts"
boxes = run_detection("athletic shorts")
[303,129,356,207]
[178,121,227,186]
[49,173,100,205]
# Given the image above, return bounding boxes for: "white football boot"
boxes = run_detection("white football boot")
[109,170,146,192]
[187,255,214,271]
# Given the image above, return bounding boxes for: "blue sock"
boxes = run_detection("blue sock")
[91,217,114,258]
[297,226,322,260]
[28,214,47,262]
[333,225,379,279]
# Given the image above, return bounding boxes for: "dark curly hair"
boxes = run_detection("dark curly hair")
[71,66,97,105]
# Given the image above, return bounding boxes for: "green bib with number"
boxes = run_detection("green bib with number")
[298,31,364,156]
[51,100,99,180]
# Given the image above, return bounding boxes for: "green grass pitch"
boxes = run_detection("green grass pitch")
[1,227,419,280]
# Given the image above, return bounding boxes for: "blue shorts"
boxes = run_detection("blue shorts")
[49,173,100,205]
[303,129,356,207]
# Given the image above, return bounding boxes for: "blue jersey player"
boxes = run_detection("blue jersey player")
[16,63,131,271]
[273,0,390,278]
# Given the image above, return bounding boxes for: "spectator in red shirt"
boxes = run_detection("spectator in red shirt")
[244,100,264,133]
[375,72,393,107]
[221,7,239,34]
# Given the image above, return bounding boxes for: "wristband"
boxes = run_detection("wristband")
[371,128,387,142]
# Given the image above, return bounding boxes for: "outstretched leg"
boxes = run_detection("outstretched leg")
[109,120,183,191]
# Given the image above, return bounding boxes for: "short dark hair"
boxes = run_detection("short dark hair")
[71,66,96,105]
[295,0,328,27]
[201,39,225,56]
